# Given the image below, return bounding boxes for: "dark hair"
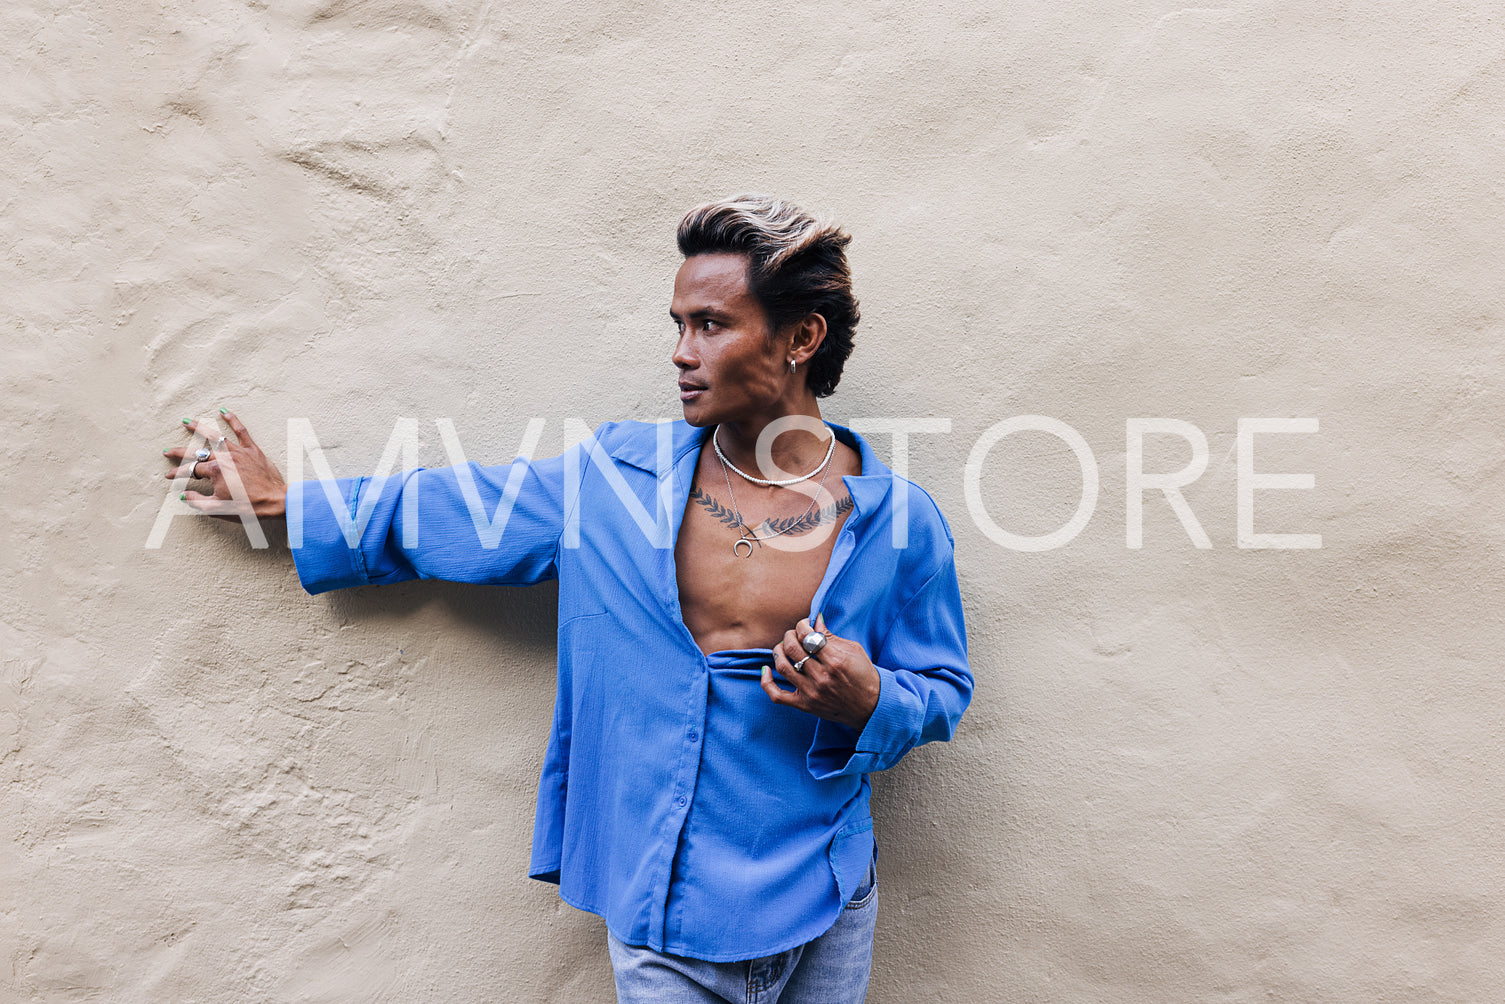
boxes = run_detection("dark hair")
[676,194,860,398]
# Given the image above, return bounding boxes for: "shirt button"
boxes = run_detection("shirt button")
[687,730,698,742]
[676,795,687,807]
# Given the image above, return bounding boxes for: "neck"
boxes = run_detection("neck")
[716,401,830,483]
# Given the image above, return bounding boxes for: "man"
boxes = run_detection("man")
[166,194,972,1002]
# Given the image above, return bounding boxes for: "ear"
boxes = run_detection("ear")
[788,313,828,367]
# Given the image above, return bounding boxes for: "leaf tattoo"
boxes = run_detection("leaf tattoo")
[689,486,745,529]
[689,486,854,537]
[761,493,855,535]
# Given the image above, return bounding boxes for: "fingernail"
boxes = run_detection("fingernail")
[761,665,770,676]
[219,407,228,415]
[162,449,170,455]
[179,493,186,501]
[181,418,191,425]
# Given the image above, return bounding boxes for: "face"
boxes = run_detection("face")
[670,253,791,427]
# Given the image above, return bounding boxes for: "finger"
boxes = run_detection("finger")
[180,417,230,451]
[781,629,812,671]
[793,620,832,661]
[760,666,797,703]
[771,644,812,690]
[809,611,838,643]
[162,446,193,462]
[181,492,251,516]
[164,461,204,480]
[166,458,225,481]
[217,407,258,449]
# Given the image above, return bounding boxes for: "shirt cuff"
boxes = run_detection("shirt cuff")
[806,666,915,780]
[287,478,370,594]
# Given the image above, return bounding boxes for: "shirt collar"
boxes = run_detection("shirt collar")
[829,422,895,521]
[604,420,707,472]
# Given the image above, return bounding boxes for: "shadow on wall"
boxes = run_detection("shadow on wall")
[205,515,563,669]
[327,577,562,668]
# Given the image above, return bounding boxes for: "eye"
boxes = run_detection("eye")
[700,318,717,332]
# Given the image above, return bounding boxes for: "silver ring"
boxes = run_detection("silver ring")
[188,461,200,479]
[792,656,809,673]
[215,437,227,451]
[801,631,827,656]
[195,447,212,462]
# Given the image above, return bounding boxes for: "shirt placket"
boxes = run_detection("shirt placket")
[644,436,715,949]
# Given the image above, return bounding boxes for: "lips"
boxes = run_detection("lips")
[678,381,706,401]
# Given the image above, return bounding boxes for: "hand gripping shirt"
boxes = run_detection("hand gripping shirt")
[288,420,972,962]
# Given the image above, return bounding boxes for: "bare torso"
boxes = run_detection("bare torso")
[675,436,862,654]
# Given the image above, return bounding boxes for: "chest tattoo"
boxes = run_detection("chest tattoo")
[690,486,855,538]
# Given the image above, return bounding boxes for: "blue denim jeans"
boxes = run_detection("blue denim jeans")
[607,853,878,1003]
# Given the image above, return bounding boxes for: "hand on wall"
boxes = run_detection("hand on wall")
[163,409,288,520]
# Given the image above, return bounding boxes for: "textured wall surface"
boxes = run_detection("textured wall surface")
[5,1,1504,1001]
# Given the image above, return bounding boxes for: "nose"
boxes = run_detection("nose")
[671,332,696,371]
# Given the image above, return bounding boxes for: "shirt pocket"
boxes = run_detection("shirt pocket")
[827,816,875,908]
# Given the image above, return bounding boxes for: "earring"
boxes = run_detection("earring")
[789,358,797,373]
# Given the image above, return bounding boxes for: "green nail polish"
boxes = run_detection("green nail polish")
[162,449,169,455]
[181,418,191,425]
[180,493,186,501]
[219,407,228,415]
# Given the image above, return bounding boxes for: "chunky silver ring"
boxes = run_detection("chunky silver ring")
[188,461,200,479]
[194,447,212,462]
[792,656,809,673]
[801,631,827,656]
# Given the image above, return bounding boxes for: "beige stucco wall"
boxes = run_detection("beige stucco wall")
[6,1,1504,1000]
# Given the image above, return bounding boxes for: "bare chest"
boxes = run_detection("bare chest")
[674,474,855,654]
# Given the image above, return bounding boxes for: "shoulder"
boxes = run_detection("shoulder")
[837,424,956,554]
[580,419,660,449]
[583,419,699,446]
[889,479,957,592]
[900,478,956,550]
[571,419,701,471]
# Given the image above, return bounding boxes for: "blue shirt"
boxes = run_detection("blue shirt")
[289,420,972,962]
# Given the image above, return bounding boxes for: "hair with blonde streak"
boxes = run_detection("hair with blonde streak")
[676,194,860,398]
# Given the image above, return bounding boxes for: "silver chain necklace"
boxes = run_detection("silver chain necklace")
[712,425,836,487]
[716,445,837,558]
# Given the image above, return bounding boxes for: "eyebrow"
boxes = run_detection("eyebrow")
[668,306,725,321]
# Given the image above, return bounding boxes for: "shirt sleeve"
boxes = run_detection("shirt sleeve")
[287,448,575,595]
[806,556,973,780]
